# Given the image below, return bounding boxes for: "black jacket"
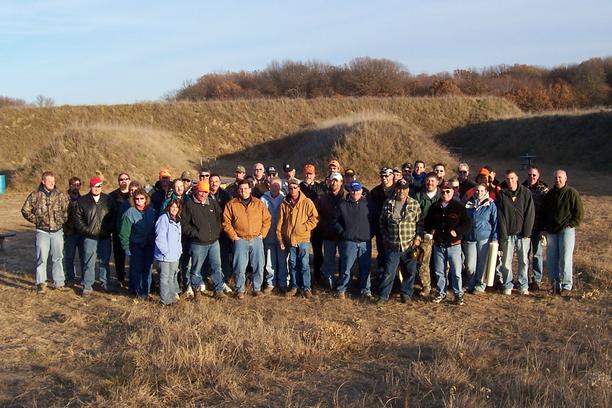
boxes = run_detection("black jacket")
[316,190,345,241]
[496,185,535,240]
[181,197,223,245]
[333,196,373,242]
[424,199,472,246]
[300,181,326,202]
[72,193,115,239]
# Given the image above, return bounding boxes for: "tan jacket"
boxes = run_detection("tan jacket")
[276,192,319,247]
[223,197,271,240]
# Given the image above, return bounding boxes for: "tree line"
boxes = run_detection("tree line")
[168,57,612,112]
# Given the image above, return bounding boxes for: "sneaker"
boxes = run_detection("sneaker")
[503,289,512,295]
[81,289,92,297]
[335,291,346,299]
[400,295,412,304]
[285,288,298,297]
[419,287,431,297]
[213,291,228,300]
[236,292,245,300]
[51,283,69,292]
[361,293,374,302]
[560,289,571,298]
[303,289,312,299]
[432,294,445,303]
[455,295,465,306]
[222,283,233,294]
[199,283,206,293]
[519,288,530,296]
[262,286,273,294]
[37,283,47,294]
[183,286,194,299]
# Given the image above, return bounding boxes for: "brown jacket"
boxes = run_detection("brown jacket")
[21,185,69,232]
[223,197,271,240]
[276,192,319,247]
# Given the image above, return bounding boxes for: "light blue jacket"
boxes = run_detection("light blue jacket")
[261,191,285,244]
[154,212,183,262]
[465,197,498,242]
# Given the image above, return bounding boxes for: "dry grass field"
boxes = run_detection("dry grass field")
[0,97,610,407]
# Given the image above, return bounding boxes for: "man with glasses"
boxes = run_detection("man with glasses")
[522,167,549,290]
[21,171,70,294]
[225,165,246,198]
[223,180,271,299]
[496,169,535,296]
[199,169,211,181]
[110,173,131,286]
[378,179,423,304]
[277,178,319,298]
[457,163,475,199]
[181,170,194,198]
[252,163,268,198]
[180,180,227,300]
[72,176,116,296]
[425,181,471,305]
[433,163,446,184]
[370,167,396,276]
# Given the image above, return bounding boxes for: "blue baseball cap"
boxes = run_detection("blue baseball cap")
[349,181,363,191]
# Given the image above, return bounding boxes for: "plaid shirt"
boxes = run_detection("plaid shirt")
[379,197,423,252]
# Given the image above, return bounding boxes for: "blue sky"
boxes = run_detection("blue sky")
[1,0,611,105]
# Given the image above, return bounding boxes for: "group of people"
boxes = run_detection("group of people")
[21,158,583,306]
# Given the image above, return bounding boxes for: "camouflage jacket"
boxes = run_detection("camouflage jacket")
[21,185,69,232]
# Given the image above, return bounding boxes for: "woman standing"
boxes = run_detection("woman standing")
[464,183,498,293]
[154,199,183,305]
[119,188,156,299]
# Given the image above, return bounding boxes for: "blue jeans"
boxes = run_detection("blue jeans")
[129,242,154,298]
[433,244,463,297]
[322,239,340,288]
[159,261,179,304]
[499,235,530,290]
[288,242,311,291]
[82,237,111,292]
[35,229,65,286]
[64,232,84,282]
[337,240,372,295]
[190,241,224,293]
[547,228,575,290]
[264,242,288,289]
[232,237,264,294]
[379,247,418,300]
[530,231,544,283]
[463,240,489,292]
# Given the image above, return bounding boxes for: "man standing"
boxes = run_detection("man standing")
[180,180,227,300]
[209,173,233,292]
[72,176,116,296]
[21,171,69,293]
[412,172,441,296]
[317,172,346,290]
[64,176,84,285]
[333,180,373,299]
[370,167,396,276]
[251,162,268,198]
[281,163,299,194]
[425,181,472,305]
[496,169,535,295]
[225,165,246,198]
[410,160,427,193]
[378,180,422,303]
[262,178,287,293]
[433,163,446,184]
[223,180,271,299]
[522,167,549,290]
[151,169,172,212]
[276,178,319,298]
[542,170,583,296]
[457,163,476,199]
[300,163,326,282]
[181,170,194,198]
[109,172,131,286]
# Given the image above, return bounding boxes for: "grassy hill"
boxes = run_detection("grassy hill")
[0,97,521,190]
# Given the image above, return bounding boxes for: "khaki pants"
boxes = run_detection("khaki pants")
[417,239,433,290]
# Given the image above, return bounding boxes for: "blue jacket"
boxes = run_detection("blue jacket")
[464,197,498,242]
[261,191,285,244]
[154,212,183,262]
[119,206,156,250]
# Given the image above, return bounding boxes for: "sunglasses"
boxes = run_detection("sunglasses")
[119,177,130,181]
[458,171,468,174]
[442,190,453,194]
[435,169,445,173]
[289,186,300,190]
[182,178,192,182]
[199,174,210,178]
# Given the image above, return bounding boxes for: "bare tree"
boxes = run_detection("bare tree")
[34,95,55,107]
